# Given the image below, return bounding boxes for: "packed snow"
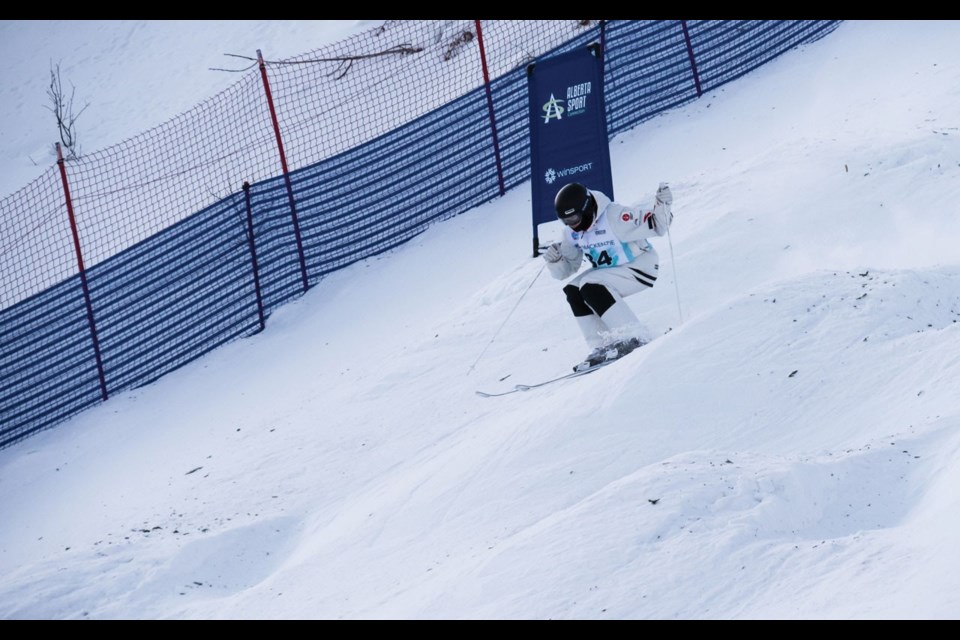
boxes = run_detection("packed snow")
[1,20,959,619]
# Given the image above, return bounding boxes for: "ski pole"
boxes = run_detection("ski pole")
[467,262,546,375]
[666,225,684,324]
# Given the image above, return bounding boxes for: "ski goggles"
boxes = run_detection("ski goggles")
[558,212,583,228]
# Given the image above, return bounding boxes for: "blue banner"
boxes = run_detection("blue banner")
[527,44,613,255]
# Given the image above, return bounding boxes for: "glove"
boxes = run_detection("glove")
[543,242,562,263]
[651,182,673,235]
[655,182,673,205]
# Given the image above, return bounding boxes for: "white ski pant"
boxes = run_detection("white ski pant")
[564,249,658,348]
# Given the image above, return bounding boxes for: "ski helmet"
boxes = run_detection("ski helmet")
[554,182,597,232]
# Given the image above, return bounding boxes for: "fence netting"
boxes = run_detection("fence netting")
[0,20,841,448]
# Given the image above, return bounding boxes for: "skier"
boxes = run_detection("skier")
[542,181,673,371]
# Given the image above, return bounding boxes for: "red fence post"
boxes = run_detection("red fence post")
[474,20,506,197]
[680,20,703,98]
[57,143,108,402]
[257,49,310,293]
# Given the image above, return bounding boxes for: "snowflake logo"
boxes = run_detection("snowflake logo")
[544,168,557,184]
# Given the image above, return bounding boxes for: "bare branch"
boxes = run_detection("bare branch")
[210,45,423,79]
[442,30,474,62]
[45,61,88,159]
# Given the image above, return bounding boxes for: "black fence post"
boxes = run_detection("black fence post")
[680,20,703,98]
[599,19,607,60]
[242,182,266,333]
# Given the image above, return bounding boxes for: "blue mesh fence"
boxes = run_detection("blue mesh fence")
[288,88,500,284]
[0,20,841,449]
[689,20,840,94]
[0,277,104,444]
[605,20,701,135]
[88,193,262,394]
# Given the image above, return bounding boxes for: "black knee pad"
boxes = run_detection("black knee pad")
[579,282,616,316]
[563,284,593,317]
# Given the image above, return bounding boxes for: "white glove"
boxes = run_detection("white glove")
[543,242,562,263]
[656,182,673,205]
[652,183,673,235]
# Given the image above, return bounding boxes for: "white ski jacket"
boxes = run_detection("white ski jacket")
[546,189,672,280]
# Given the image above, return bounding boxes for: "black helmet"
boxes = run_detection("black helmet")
[554,182,597,232]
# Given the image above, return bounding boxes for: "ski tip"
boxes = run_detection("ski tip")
[475,390,494,397]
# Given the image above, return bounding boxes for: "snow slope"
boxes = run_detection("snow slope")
[1,20,959,619]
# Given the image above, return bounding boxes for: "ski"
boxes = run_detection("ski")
[475,359,618,397]
[475,337,651,398]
